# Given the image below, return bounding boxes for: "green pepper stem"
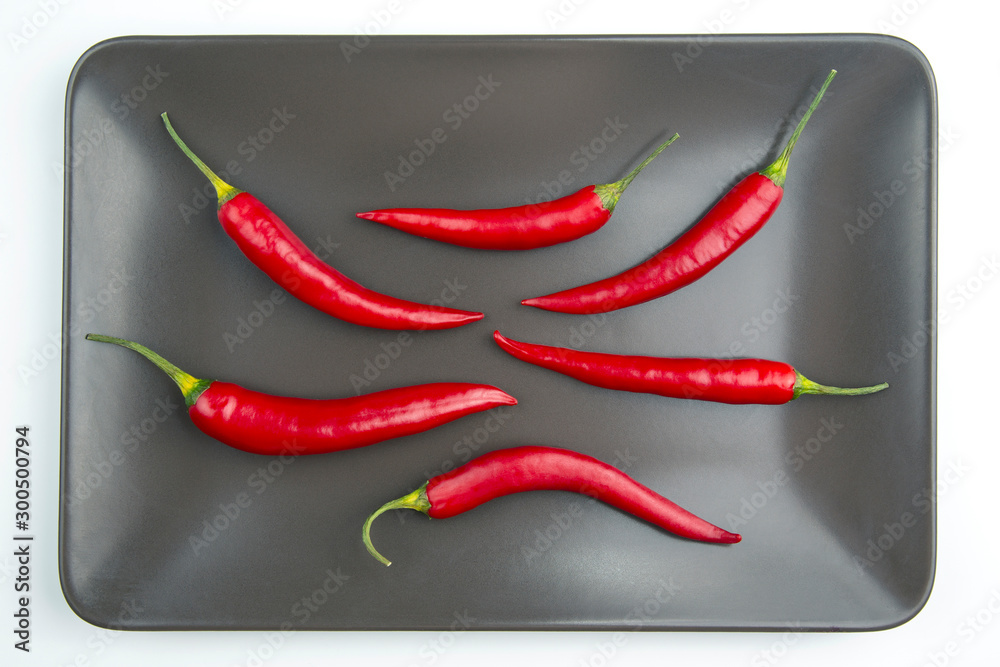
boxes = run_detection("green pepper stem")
[792,370,888,400]
[161,112,242,207]
[85,333,213,408]
[362,483,431,567]
[759,69,837,188]
[593,133,680,213]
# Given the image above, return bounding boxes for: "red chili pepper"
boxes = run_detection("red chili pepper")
[161,114,482,330]
[523,70,836,314]
[86,334,516,455]
[493,331,887,404]
[362,445,740,566]
[355,134,679,250]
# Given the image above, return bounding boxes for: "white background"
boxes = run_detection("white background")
[1,0,997,665]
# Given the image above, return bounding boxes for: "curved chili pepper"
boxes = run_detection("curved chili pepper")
[362,445,740,566]
[523,70,836,314]
[493,330,886,404]
[161,114,482,330]
[86,334,516,455]
[355,134,679,250]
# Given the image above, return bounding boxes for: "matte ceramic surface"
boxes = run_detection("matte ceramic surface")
[60,35,936,631]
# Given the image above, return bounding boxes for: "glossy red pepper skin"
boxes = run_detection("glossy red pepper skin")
[356,135,678,250]
[426,447,738,543]
[493,330,887,404]
[523,71,836,314]
[522,174,783,313]
[189,381,515,455]
[357,187,609,250]
[162,114,481,330]
[363,445,739,565]
[220,192,482,329]
[494,331,794,404]
[86,334,516,456]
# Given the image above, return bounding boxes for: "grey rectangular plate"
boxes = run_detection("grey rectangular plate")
[60,34,936,631]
